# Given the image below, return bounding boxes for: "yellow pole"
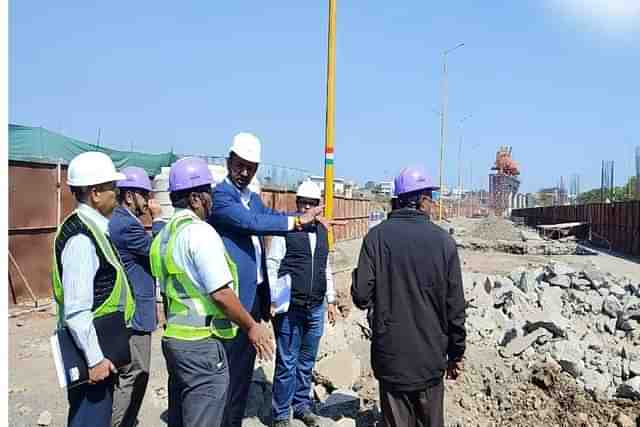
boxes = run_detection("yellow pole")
[323,0,337,250]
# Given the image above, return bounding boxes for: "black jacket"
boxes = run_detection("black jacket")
[351,208,466,391]
[278,224,329,308]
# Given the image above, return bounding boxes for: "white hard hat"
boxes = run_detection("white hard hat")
[67,152,126,187]
[230,132,261,163]
[248,177,261,195]
[296,180,322,200]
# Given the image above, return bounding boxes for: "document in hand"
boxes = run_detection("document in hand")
[50,311,132,389]
[271,274,292,315]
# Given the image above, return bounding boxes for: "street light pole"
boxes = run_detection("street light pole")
[438,42,464,221]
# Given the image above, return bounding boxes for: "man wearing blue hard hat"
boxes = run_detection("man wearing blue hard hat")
[351,166,466,427]
[109,166,165,427]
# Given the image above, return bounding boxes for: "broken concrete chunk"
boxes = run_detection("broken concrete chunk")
[314,353,360,391]
[552,340,585,378]
[572,278,592,291]
[603,296,623,318]
[608,285,627,298]
[500,329,551,358]
[616,377,640,400]
[548,275,571,289]
[582,368,611,400]
[524,310,569,338]
[549,262,575,277]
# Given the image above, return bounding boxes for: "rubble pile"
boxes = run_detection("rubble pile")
[464,260,640,402]
[469,216,522,242]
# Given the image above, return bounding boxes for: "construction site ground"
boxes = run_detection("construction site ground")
[8,217,640,427]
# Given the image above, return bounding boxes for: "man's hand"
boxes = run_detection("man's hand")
[88,358,117,384]
[148,198,163,220]
[446,359,463,381]
[327,303,338,326]
[248,323,274,362]
[298,206,325,227]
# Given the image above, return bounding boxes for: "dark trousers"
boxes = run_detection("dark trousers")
[380,380,444,427]
[112,331,152,427]
[162,336,230,427]
[272,303,325,421]
[221,299,261,427]
[67,377,115,427]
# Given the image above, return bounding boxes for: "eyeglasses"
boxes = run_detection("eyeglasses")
[296,197,320,207]
[94,182,118,193]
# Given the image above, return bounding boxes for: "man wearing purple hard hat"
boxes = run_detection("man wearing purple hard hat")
[352,165,466,427]
[109,166,165,427]
[149,157,274,427]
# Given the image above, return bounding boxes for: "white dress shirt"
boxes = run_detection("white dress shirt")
[60,204,110,367]
[266,233,336,305]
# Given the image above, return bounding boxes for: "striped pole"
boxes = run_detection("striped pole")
[323,0,337,250]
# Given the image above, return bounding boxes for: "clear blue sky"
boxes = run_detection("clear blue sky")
[9,1,640,192]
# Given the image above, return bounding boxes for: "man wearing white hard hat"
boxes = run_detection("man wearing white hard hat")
[51,152,135,427]
[266,180,337,427]
[210,133,325,427]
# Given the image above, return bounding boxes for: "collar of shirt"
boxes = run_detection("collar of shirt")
[117,206,143,225]
[225,177,252,205]
[77,203,110,235]
[173,208,201,221]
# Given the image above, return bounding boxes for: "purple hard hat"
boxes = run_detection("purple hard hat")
[394,166,438,196]
[169,157,213,192]
[117,166,152,192]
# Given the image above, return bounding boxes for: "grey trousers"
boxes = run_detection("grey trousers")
[380,380,445,427]
[112,332,152,427]
[162,336,230,427]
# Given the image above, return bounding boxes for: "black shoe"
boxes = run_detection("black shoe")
[294,409,321,427]
[272,419,291,427]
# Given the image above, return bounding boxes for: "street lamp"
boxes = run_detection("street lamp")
[438,42,465,220]
[457,113,472,217]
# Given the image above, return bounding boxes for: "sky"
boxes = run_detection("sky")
[9,1,640,193]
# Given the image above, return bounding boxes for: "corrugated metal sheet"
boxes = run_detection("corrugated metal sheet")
[513,201,640,256]
[8,161,373,305]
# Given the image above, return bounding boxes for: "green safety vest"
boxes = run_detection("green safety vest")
[51,210,135,325]
[150,212,239,341]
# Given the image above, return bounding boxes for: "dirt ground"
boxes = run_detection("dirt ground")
[8,224,640,426]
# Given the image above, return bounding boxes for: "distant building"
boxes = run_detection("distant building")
[536,186,568,207]
[375,181,394,197]
[310,175,345,196]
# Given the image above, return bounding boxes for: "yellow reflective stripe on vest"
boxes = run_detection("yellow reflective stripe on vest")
[51,210,135,326]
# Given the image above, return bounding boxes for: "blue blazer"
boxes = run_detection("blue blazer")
[109,207,164,332]
[210,179,291,319]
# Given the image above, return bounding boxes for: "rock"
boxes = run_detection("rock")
[335,418,356,427]
[549,262,575,277]
[586,292,604,313]
[609,284,627,298]
[572,278,592,291]
[524,309,569,338]
[552,340,585,378]
[318,321,349,359]
[319,390,361,420]
[531,361,559,390]
[314,353,361,390]
[500,329,551,358]
[628,360,640,376]
[603,296,623,318]
[466,278,493,309]
[617,377,640,400]
[539,286,564,312]
[614,414,635,427]
[582,264,607,288]
[37,411,52,426]
[548,275,571,289]
[582,368,610,400]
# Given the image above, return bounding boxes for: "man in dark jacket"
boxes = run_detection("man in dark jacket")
[109,167,165,427]
[351,166,466,427]
[210,133,325,427]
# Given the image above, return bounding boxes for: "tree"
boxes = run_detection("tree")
[576,176,639,204]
